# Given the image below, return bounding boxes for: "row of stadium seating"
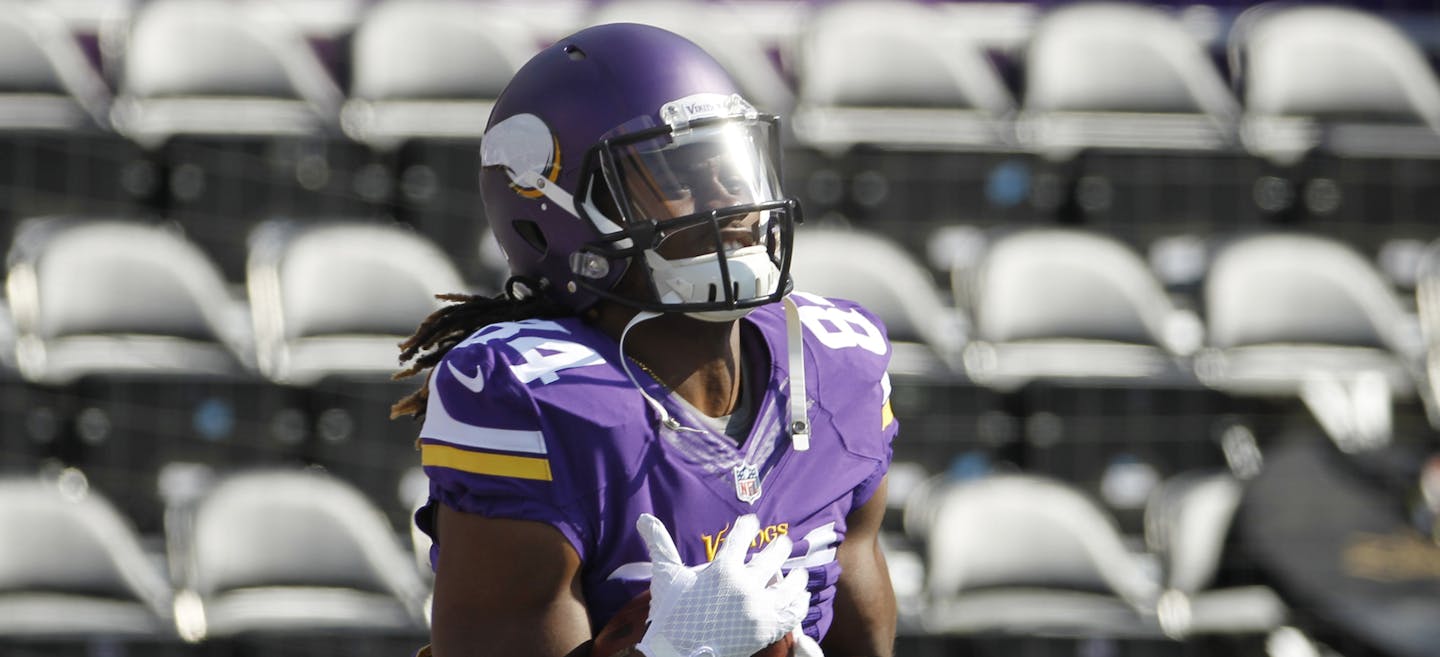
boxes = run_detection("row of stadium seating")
[0,458,1282,656]
[0,465,431,657]
[2,214,1436,516]
[0,217,452,536]
[2,0,1439,288]
[0,216,1429,653]
[11,0,1439,148]
[10,440,1421,657]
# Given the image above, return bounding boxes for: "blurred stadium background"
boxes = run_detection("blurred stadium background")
[1,0,1438,656]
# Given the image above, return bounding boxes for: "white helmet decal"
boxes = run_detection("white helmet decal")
[481,113,575,215]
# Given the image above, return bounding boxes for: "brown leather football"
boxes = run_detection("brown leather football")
[591,590,796,657]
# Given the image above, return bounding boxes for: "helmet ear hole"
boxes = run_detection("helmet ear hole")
[512,219,548,255]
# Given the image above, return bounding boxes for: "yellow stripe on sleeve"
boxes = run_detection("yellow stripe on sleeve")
[422,443,553,481]
[881,400,895,430]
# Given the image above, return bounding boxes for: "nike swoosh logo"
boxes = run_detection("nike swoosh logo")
[447,362,486,393]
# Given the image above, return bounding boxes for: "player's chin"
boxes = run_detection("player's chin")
[590,589,798,657]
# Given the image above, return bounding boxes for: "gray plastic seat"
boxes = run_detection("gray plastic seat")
[340,0,539,285]
[918,473,1164,638]
[790,227,967,377]
[1144,471,1287,638]
[790,0,1015,152]
[1199,233,1421,392]
[110,0,343,147]
[958,228,1203,390]
[1199,232,1422,449]
[0,3,112,131]
[1404,239,1440,427]
[170,467,429,641]
[587,0,795,117]
[0,4,147,252]
[1231,4,1440,163]
[246,219,467,385]
[4,218,253,385]
[105,0,369,284]
[341,0,537,149]
[1017,2,1240,159]
[0,469,174,639]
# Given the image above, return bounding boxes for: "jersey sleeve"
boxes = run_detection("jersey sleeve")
[852,367,897,508]
[417,327,589,557]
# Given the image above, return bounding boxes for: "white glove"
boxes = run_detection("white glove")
[792,629,824,657]
[635,513,810,657]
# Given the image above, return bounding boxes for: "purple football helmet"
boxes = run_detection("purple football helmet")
[479,23,799,320]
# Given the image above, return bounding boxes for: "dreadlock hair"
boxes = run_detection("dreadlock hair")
[390,277,571,420]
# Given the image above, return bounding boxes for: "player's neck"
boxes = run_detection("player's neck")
[594,308,744,418]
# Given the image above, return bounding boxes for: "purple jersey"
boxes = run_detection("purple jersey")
[416,292,897,641]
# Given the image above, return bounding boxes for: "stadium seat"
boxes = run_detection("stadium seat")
[1231,4,1440,163]
[0,301,38,474]
[916,473,1165,638]
[399,466,432,576]
[110,0,371,281]
[1019,3,1240,158]
[791,0,1013,152]
[3,217,294,533]
[1229,5,1440,264]
[110,0,342,146]
[344,0,533,148]
[343,0,539,285]
[246,219,467,511]
[589,0,795,118]
[0,4,111,132]
[1143,471,1287,639]
[957,227,1230,524]
[1407,239,1440,428]
[958,227,1202,389]
[5,217,253,385]
[1017,3,1257,246]
[0,469,174,641]
[246,219,467,386]
[786,1,1024,257]
[1198,232,1425,451]
[168,467,430,642]
[0,3,146,253]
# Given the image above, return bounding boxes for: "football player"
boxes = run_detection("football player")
[393,23,898,657]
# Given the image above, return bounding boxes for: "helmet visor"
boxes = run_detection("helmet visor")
[603,117,783,227]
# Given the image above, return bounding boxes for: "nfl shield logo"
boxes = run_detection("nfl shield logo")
[733,463,761,504]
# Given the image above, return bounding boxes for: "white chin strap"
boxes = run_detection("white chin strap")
[644,246,782,322]
[782,296,810,451]
[618,298,811,452]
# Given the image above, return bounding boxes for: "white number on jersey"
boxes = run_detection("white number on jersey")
[459,319,571,349]
[507,337,604,384]
[459,320,605,385]
[792,293,887,355]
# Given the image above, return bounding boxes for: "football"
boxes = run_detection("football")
[590,590,797,657]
